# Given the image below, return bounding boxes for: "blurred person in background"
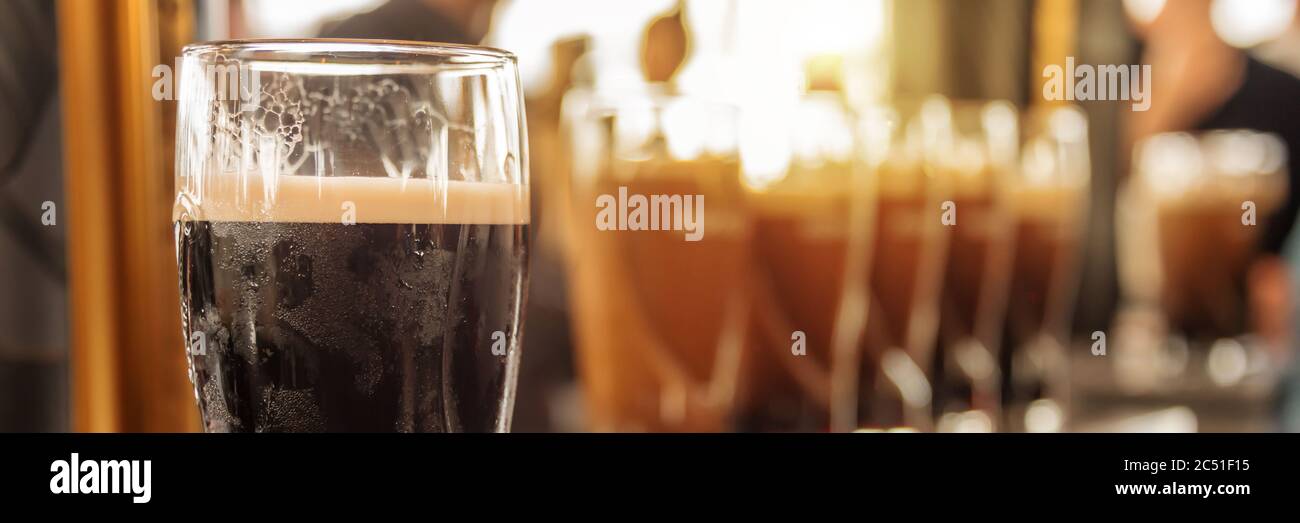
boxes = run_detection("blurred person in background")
[1127,0,1300,430]
[1129,0,1300,256]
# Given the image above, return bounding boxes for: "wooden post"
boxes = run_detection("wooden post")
[1032,0,1078,107]
[57,0,199,432]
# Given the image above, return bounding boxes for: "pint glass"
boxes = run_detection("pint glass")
[562,88,746,432]
[173,40,530,432]
[1001,106,1089,433]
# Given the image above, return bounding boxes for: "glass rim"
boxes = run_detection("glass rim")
[182,38,516,66]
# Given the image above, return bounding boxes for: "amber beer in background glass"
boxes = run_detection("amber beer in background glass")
[932,101,1018,432]
[1000,106,1089,433]
[744,94,871,432]
[854,98,952,431]
[1135,131,1288,344]
[563,89,747,431]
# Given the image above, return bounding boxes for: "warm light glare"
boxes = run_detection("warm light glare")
[1122,0,1167,25]
[491,0,674,91]
[1135,132,1201,197]
[739,108,795,188]
[1207,338,1249,387]
[244,0,384,38]
[1025,399,1064,433]
[1210,0,1297,48]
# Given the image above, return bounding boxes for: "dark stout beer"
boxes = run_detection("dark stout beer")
[1001,183,1084,431]
[859,157,949,430]
[933,160,1012,431]
[176,175,529,432]
[1156,193,1269,340]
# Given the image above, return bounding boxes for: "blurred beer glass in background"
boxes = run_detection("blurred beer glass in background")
[1001,106,1090,433]
[1125,130,1287,383]
[932,100,1019,433]
[742,91,872,432]
[563,87,746,432]
[855,97,953,431]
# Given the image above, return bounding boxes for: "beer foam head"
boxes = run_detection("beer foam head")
[1010,183,1085,221]
[940,138,1002,198]
[875,154,928,197]
[748,175,856,217]
[177,174,529,224]
[1137,130,1288,204]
